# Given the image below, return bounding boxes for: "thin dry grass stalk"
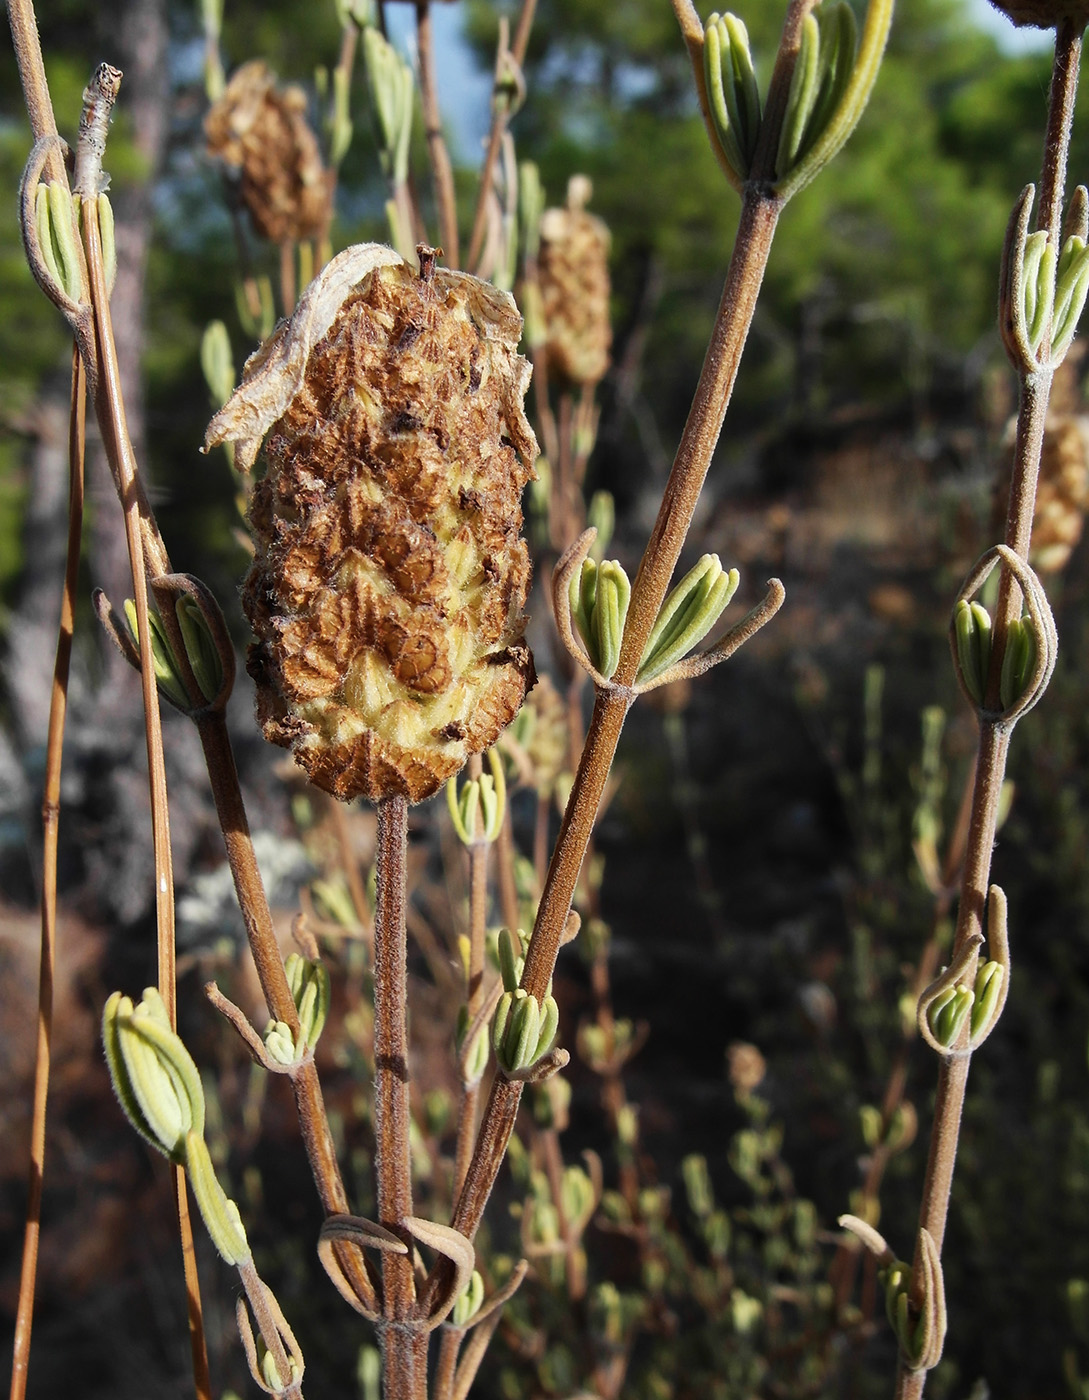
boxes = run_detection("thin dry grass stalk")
[9,345,84,1400]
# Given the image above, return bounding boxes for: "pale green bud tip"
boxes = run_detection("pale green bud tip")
[103,989,206,1160]
[175,594,225,704]
[364,28,414,186]
[1054,232,1089,358]
[184,1130,250,1264]
[953,598,992,706]
[704,12,761,183]
[451,1269,486,1327]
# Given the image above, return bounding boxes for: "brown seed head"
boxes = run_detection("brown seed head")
[206,244,538,803]
[538,175,612,388]
[205,60,334,244]
[988,0,1089,24]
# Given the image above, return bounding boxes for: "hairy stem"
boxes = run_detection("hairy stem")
[6,0,66,184]
[373,794,426,1400]
[196,713,375,1307]
[444,184,782,1256]
[895,25,1082,1399]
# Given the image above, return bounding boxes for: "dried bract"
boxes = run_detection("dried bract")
[206,244,537,803]
[538,175,612,388]
[205,60,334,244]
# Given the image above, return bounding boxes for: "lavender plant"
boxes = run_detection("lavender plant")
[2,1,947,1397]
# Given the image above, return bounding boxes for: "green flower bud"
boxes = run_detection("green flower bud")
[570,557,631,682]
[637,555,739,685]
[730,1288,762,1335]
[263,1020,299,1066]
[103,989,205,1162]
[703,12,761,182]
[1024,230,1057,355]
[953,598,992,706]
[496,926,524,994]
[561,1164,596,1230]
[35,181,84,304]
[1053,219,1089,359]
[494,988,560,1074]
[519,161,544,264]
[285,951,331,1049]
[682,1153,714,1217]
[772,0,894,203]
[776,3,857,177]
[999,614,1037,710]
[970,960,1004,1042]
[586,490,616,558]
[925,981,975,1049]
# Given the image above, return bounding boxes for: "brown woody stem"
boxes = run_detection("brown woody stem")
[896,24,1082,1400]
[195,712,375,1311]
[6,0,66,185]
[415,1,459,268]
[373,794,426,1400]
[465,0,537,273]
[443,182,783,1262]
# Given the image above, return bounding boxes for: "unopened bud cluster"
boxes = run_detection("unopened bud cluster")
[954,599,1037,710]
[103,989,250,1264]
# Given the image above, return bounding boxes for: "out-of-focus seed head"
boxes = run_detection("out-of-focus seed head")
[205,60,334,244]
[538,175,611,388]
[993,413,1089,574]
[206,244,537,804]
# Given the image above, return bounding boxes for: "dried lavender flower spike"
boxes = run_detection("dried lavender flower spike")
[206,243,537,803]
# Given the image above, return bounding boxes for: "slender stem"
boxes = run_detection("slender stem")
[465,0,537,272]
[453,836,489,1198]
[196,713,381,1317]
[6,0,66,185]
[279,240,296,316]
[496,806,521,933]
[84,188,213,1396]
[613,192,782,687]
[895,27,1083,1397]
[173,1166,213,1400]
[373,794,426,1400]
[1037,18,1081,249]
[9,347,84,1400]
[444,185,783,1263]
[415,1,459,267]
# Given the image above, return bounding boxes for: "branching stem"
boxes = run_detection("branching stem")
[895,22,1083,1400]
